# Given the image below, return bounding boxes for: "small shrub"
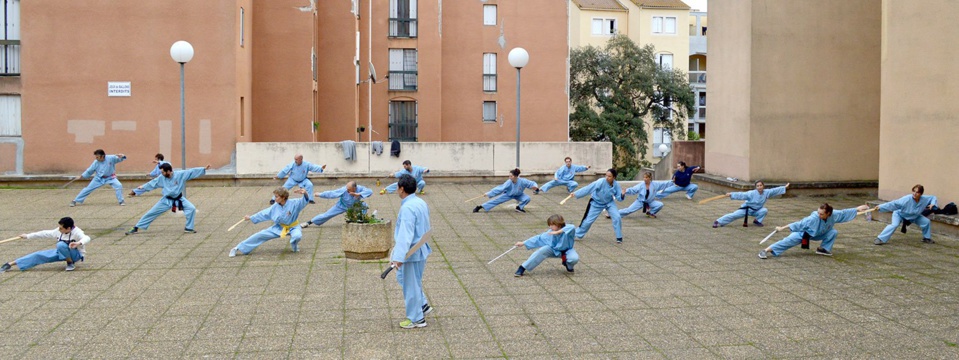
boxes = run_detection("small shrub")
[345,201,380,224]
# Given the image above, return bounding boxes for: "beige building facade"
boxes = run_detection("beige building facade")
[569,0,693,162]
[707,0,956,204]
[0,0,570,174]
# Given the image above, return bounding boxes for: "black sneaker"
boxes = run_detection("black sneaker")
[270,199,276,205]
[0,263,10,273]
[125,227,139,235]
[473,206,482,213]
[815,247,832,256]
[514,266,526,277]
[616,238,623,244]
[422,303,433,315]
[515,206,526,213]
[753,220,764,227]
[184,228,197,234]
[565,261,574,273]
[533,189,540,195]
[922,238,935,244]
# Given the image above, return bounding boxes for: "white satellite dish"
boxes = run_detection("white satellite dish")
[369,62,377,84]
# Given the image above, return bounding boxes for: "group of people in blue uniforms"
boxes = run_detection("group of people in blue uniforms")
[0,150,945,330]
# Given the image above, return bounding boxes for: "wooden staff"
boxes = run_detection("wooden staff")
[227,219,246,232]
[487,245,519,265]
[857,207,879,216]
[464,194,487,203]
[759,229,779,244]
[560,194,574,205]
[61,177,80,189]
[0,236,22,245]
[698,194,727,205]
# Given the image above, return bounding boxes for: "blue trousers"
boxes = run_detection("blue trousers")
[717,207,768,226]
[309,204,350,226]
[135,198,197,230]
[540,179,578,193]
[15,242,82,271]
[73,177,124,204]
[482,193,531,211]
[522,247,579,271]
[619,199,663,216]
[657,184,698,199]
[385,180,426,194]
[396,259,427,322]
[576,200,622,239]
[877,211,932,243]
[768,230,837,256]
[274,178,315,202]
[236,226,303,255]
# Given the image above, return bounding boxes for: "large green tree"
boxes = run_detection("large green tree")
[570,35,694,179]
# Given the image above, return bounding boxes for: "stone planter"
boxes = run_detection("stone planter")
[341,220,392,260]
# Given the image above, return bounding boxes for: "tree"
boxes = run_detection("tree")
[570,35,695,179]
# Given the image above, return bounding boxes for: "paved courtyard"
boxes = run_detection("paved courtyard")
[0,182,957,358]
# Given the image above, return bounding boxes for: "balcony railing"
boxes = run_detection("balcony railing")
[689,71,706,84]
[483,74,496,92]
[389,18,418,38]
[388,71,418,91]
[0,40,20,76]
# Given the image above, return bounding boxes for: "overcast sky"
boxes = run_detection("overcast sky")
[684,0,707,11]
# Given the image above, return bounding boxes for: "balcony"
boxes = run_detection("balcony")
[689,71,706,85]
[389,18,418,38]
[0,40,20,76]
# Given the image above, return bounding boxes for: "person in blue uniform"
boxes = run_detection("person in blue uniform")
[229,187,310,256]
[513,214,578,277]
[473,168,540,213]
[759,203,869,259]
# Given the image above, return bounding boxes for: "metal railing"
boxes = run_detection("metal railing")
[389,18,418,38]
[689,71,706,84]
[388,71,418,91]
[483,74,496,92]
[388,122,417,142]
[0,40,20,76]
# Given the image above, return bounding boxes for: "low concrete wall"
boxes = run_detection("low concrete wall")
[236,142,612,177]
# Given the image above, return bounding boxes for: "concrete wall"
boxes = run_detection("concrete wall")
[236,142,612,176]
[704,0,752,180]
[250,0,312,142]
[707,0,880,182]
[879,0,959,205]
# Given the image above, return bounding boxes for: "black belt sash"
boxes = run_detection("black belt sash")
[741,205,759,226]
[166,193,184,213]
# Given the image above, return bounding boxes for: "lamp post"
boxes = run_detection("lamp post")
[508,47,529,168]
[170,41,194,170]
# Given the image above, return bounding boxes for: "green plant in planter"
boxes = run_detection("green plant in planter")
[345,201,380,224]
[688,132,701,141]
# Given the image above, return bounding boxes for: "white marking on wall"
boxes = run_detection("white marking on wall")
[159,120,172,157]
[498,19,506,49]
[111,121,137,131]
[67,120,105,143]
[199,119,212,154]
[437,0,442,37]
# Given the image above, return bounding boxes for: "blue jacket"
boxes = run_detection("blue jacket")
[318,185,373,209]
[788,208,858,237]
[879,194,938,221]
[574,178,623,205]
[523,224,577,256]
[392,194,432,263]
[82,155,126,179]
[277,161,324,182]
[487,178,538,197]
[555,164,588,181]
[730,186,787,210]
[672,166,700,187]
[250,197,309,228]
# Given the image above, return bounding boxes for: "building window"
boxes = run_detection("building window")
[483,101,497,122]
[652,16,677,34]
[483,5,497,25]
[0,0,20,75]
[591,18,617,35]
[0,95,21,136]
[389,49,418,91]
[389,0,418,38]
[389,101,418,141]
[483,53,497,92]
[657,53,673,70]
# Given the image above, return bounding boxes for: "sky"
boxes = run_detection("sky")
[684,0,707,12]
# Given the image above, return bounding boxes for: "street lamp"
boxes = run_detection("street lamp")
[170,40,194,170]
[508,47,529,168]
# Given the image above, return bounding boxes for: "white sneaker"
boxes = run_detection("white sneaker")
[65,263,76,271]
[229,247,238,257]
[686,194,693,200]
[300,222,311,229]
